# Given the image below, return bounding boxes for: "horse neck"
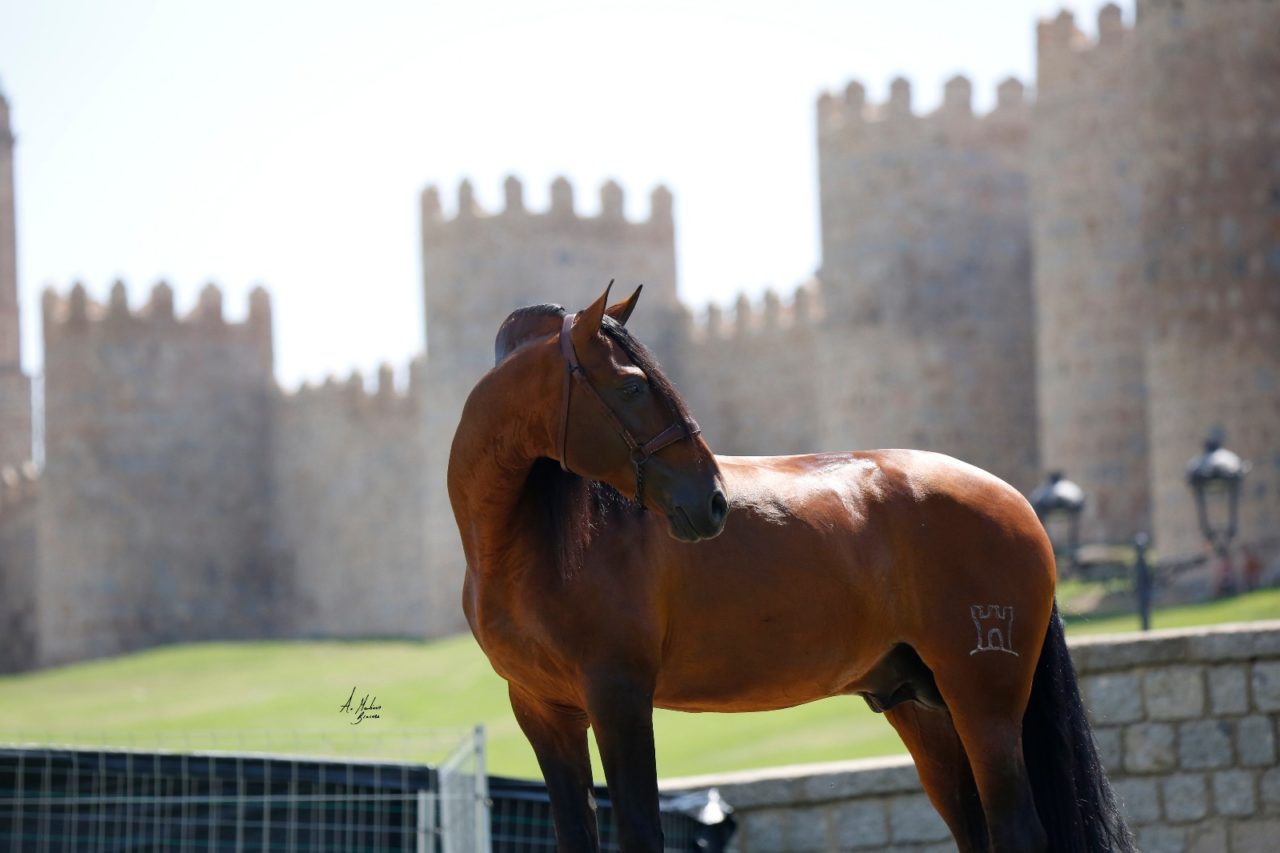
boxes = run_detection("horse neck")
[449,351,559,575]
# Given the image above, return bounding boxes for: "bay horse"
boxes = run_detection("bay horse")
[448,284,1133,852]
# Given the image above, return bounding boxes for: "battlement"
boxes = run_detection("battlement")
[817,74,1029,144]
[421,176,674,229]
[281,361,419,415]
[43,280,272,356]
[1036,5,1132,85]
[693,281,820,342]
[0,462,38,519]
[42,280,273,340]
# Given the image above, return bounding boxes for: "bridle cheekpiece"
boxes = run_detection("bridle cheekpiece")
[557,312,700,504]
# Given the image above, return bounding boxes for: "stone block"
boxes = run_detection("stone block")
[1231,818,1280,853]
[1125,722,1177,773]
[781,805,830,853]
[1144,666,1205,720]
[1237,714,1278,767]
[1112,776,1160,824]
[1207,664,1249,715]
[831,799,889,849]
[1094,725,1123,771]
[1253,662,1280,712]
[1261,766,1280,813]
[1212,769,1257,817]
[1084,673,1145,723]
[1136,824,1187,853]
[887,794,950,843]
[1162,773,1209,823]
[1179,719,1234,769]
[1186,819,1228,853]
[739,808,785,852]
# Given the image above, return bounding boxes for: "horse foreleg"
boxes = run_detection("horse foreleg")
[585,673,664,853]
[509,685,600,853]
[884,703,988,852]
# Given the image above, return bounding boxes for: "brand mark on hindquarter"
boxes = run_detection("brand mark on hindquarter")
[970,604,1019,656]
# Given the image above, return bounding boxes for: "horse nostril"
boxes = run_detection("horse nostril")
[708,490,728,526]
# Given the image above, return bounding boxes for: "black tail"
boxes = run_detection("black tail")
[1022,604,1135,852]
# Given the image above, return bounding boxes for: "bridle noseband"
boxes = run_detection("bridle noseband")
[557,312,700,504]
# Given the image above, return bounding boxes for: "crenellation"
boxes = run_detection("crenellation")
[762,288,781,329]
[941,74,973,118]
[503,174,524,214]
[549,175,574,217]
[107,280,128,319]
[144,280,175,319]
[456,178,476,219]
[420,185,442,221]
[600,179,624,221]
[734,292,753,335]
[886,77,912,119]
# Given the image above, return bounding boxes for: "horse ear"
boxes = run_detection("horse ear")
[572,281,613,347]
[605,284,643,326]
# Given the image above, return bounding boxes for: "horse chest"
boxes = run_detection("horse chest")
[469,589,584,699]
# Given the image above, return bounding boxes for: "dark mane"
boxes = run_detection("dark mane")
[497,302,696,575]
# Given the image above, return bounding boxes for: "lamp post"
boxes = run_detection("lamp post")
[1186,431,1248,596]
[1030,471,1085,575]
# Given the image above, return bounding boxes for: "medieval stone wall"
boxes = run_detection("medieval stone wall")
[814,76,1039,491]
[1031,5,1150,543]
[1135,0,1280,560]
[270,363,428,638]
[36,282,277,665]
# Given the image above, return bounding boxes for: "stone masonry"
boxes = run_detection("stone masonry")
[662,622,1280,853]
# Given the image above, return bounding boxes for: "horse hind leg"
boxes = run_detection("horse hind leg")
[929,662,1048,853]
[883,703,988,852]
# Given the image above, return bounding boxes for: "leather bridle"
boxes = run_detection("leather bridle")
[557,312,700,504]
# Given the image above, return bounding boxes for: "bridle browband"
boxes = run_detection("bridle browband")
[557,312,700,505]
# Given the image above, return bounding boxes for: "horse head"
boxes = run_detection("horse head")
[497,283,728,542]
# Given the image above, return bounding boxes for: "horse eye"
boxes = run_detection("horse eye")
[619,380,645,400]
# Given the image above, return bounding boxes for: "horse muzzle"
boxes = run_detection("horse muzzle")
[667,486,729,542]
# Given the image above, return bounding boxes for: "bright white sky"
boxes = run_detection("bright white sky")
[1,0,1131,387]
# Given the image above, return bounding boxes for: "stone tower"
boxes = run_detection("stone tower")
[1135,0,1280,559]
[815,76,1039,491]
[1031,5,1150,543]
[419,177,680,633]
[0,88,31,471]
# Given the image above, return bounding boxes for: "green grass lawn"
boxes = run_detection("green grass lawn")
[1,587,1275,780]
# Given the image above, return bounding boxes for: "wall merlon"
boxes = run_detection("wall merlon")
[942,74,973,117]
[996,77,1026,111]
[145,281,175,319]
[421,185,442,221]
[503,175,524,214]
[600,180,624,221]
[190,282,223,324]
[549,175,574,218]
[887,77,913,119]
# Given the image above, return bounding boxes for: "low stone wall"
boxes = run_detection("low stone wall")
[661,622,1280,852]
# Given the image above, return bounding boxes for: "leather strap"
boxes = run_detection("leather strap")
[556,312,700,502]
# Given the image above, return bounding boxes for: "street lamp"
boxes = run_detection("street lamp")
[1030,471,1085,574]
[1186,431,1248,596]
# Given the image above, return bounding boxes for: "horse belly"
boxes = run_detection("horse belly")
[653,611,883,713]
